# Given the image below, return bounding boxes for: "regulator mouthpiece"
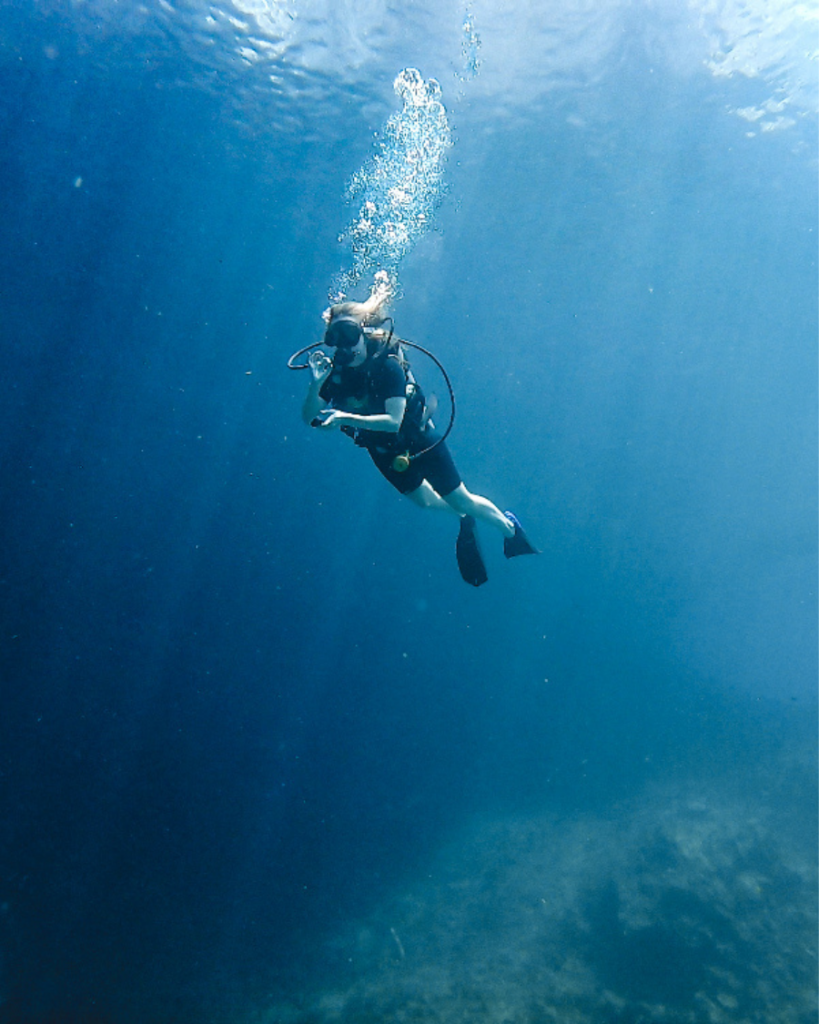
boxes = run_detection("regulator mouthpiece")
[392,453,411,473]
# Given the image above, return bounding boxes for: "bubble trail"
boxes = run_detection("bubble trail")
[332,68,452,301]
[460,8,482,81]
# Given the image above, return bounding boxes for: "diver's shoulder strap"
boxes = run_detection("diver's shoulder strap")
[365,334,410,373]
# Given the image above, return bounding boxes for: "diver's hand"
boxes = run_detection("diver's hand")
[308,350,333,384]
[311,409,346,430]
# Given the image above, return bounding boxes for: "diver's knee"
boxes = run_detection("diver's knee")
[444,485,472,514]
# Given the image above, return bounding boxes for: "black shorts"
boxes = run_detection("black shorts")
[367,431,462,497]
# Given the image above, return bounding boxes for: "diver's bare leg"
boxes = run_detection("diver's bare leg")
[407,481,460,514]
[443,484,514,536]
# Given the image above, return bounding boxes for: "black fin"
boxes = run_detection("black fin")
[456,515,488,587]
[503,511,540,559]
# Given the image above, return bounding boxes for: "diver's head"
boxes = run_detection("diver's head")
[324,316,366,367]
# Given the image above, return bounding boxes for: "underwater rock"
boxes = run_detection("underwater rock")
[261,776,817,1024]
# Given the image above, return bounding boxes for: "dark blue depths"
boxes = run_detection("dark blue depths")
[0,13,816,1024]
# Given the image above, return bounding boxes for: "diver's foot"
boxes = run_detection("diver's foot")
[456,515,488,587]
[503,511,540,558]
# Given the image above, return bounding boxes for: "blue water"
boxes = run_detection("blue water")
[0,3,816,1022]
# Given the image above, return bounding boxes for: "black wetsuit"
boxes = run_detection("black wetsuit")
[319,340,461,496]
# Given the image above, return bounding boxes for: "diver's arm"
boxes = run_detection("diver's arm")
[302,381,326,426]
[302,356,332,426]
[317,396,406,434]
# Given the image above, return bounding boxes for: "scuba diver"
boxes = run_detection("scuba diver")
[295,291,538,586]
